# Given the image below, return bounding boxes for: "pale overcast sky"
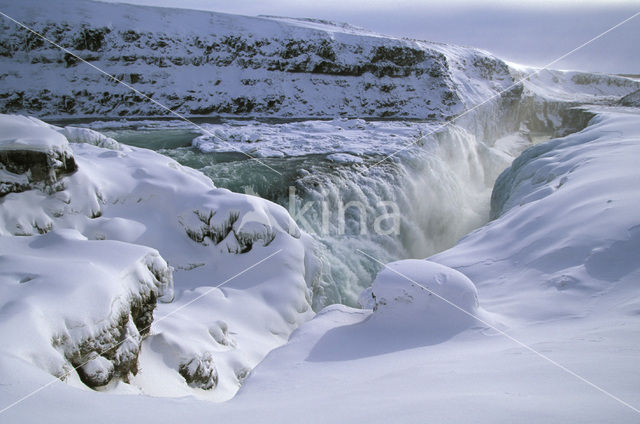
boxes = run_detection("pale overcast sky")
[99,0,640,74]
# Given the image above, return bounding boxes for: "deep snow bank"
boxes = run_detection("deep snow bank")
[0,114,319,400]
[435,107,640,320]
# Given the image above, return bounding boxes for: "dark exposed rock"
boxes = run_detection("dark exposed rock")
[64,53,79,67]
[0,148,77,196]
[0,17,472,118]
[371,45,426,66]
[178,352,218,390]
[73,26,109,51]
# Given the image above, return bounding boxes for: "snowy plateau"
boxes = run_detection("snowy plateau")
[0,0,640,423]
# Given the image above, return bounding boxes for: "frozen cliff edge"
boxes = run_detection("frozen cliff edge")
[0,114,319,401]
[0,230,173,388]
[3,0,635,120]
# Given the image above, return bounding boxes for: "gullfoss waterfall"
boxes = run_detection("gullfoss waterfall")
[73,96,582,309]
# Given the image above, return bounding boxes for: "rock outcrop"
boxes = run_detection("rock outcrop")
[0,115,77,196]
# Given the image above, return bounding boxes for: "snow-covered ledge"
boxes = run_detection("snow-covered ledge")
[0,115,77,197]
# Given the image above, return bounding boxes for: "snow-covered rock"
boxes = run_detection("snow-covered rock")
[0,114,319,400]
[0,229,172,388]
[0,115,77,196]
[368,259,480,331]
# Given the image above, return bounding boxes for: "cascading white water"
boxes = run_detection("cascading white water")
[284,124,518,308]
[174,119,530,308]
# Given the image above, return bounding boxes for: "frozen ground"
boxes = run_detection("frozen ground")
[1,105,639,422]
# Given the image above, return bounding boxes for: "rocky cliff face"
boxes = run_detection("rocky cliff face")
[0,0,517,119]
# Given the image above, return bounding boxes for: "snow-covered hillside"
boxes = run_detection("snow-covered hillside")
[1,0,636,120]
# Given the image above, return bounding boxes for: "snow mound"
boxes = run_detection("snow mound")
[306,260,484,362]
[0,229,173,388]
[369,259,479,325]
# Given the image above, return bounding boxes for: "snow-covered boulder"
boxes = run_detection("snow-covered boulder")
[0,115,77,196]
[366,259,481,334]
[305,260,485,362]
[178,352,219,390]
[0,229,173,388]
